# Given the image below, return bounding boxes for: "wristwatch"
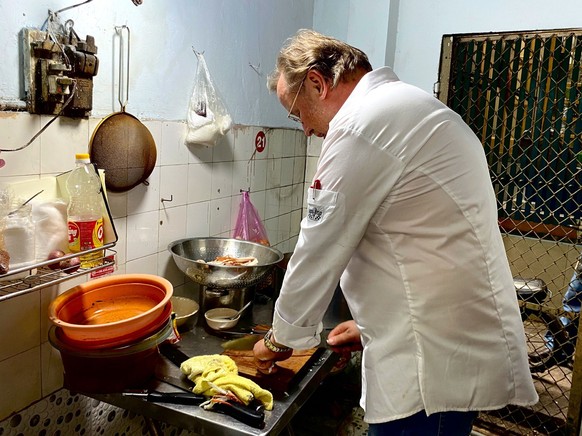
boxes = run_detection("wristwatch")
[263,329,292,353]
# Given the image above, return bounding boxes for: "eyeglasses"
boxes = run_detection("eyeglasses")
[287,75,307,123]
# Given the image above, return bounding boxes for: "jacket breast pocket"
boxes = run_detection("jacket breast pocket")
[306,188,338,223]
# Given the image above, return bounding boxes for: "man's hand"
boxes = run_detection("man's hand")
[326,320,363,353]
[253,336,293,374]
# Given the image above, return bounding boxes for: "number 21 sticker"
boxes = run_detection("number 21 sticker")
[255,131,266,153]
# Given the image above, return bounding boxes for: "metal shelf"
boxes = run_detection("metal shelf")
[0,243,117,302]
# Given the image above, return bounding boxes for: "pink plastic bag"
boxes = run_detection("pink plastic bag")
[232,191,270,246]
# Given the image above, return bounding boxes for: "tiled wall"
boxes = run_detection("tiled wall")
[0,111,313,424]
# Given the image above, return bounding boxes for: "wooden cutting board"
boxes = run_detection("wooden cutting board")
[222,348,319,392]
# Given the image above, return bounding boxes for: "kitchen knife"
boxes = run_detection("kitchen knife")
[158,341,266,428]
[159,341,191,367]
[122,391,205,405]
[220,334,264,351]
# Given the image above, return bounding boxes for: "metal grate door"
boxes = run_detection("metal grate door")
[438,28,582,435]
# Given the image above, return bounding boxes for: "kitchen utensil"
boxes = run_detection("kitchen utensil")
[215,300,252,320]
[220,334,264,351]
[222,348,324,393]
[48,273,173,347]
[122,391,206,405]
[7,189,44,217]
[157,341,266,428]
[89,25,156,192]
[159,341,191,367]
[168,237,283,289]
[171,296,199,329]
[204,307,241,330]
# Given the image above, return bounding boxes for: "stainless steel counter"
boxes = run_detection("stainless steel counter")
[93,297,341,435]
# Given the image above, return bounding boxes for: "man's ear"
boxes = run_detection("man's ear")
[307,70,329,99]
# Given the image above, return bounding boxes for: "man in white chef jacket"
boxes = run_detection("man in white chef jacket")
[254,29,538,435]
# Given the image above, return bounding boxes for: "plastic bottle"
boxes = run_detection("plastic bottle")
[66,153,104,268]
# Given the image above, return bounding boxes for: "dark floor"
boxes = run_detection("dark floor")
[287,352,368,436]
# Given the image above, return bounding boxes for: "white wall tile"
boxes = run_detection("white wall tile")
[232,160,252,194]
[279,185,293,215]
[186,201,210,237]
[267,129,283,159]
[249,190,267,223]
[160,121,189,165]
[264,216,279,245]
[305,156,318,183]
[126,211,159,261]
[291,183,305,210]
[187,141,213,164]
[209,197,232,236]
[266,158,282,189]
[0,113,41,176]
[307,136,323,157]
[111,216,127,266]
[40,116,89,174]
[210,162,233,199]
[127,166,161,214]
[0,347,41,421]
[249,159,267,192]
[278,212,291,243]
[142,120,163,166]
[281,129,297,158]
[187,163,212,203]
[294,130,308,156]
[265,188,280,220]
[158,205,187,252]
[125,253,158,274]
[159,164,188,207]
[281,157,294,187]
[41,341,63,397]
[212,131,234,163]
[106,190,128,219]
[293,156,306,185]
[0,291,40,361]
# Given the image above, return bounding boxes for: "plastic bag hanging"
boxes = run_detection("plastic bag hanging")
[185,50,232,147]
[232,191,270,246]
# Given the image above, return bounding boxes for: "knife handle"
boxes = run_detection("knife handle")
[147,392,206,405]
[212,401,265,428]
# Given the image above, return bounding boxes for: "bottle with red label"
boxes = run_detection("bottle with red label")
[66,153,104,268]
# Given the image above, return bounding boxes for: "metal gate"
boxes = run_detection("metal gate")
[437,28,582,435]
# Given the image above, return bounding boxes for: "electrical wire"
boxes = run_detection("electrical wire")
[0,80,77,153]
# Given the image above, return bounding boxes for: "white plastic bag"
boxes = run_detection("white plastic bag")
[185,50,232,146]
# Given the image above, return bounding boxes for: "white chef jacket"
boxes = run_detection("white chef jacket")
[272,67,539,423]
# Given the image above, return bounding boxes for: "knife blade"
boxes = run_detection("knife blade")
[220,334,264,351]
[122,391,206,405]
[159,341,191,367]
[158,341,266,428]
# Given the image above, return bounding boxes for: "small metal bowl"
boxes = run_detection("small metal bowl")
[204,308,241,330]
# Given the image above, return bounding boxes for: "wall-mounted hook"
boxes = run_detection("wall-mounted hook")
[240,188,250,193]
[161,195,173,203]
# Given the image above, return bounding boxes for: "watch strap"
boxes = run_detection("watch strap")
[264,329,292,353]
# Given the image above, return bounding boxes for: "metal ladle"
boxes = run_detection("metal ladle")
[215,300,252,320]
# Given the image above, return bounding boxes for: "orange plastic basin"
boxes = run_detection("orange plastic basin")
[48,274,173,348]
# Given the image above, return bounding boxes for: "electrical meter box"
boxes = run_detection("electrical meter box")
[22,27,99,118]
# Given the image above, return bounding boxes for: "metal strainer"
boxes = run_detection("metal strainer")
[168,237,283,289]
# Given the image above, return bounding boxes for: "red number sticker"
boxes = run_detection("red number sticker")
[255,131,266,153]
